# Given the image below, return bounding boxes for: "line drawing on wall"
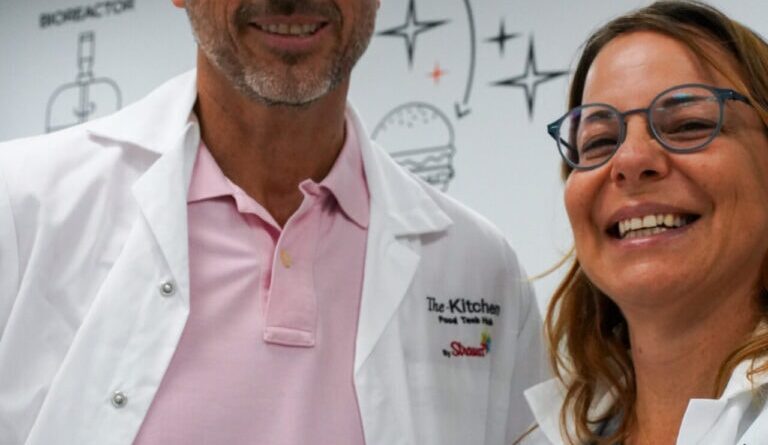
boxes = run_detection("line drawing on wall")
[453,0,476,119]
[45,31,122,133]
[485,19,520,56]
[377,0,449,68]
[370,1,570,192]
[491,36,569,119]
[372,102,457,191]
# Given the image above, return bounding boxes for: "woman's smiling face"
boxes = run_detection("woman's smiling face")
[565,31,768,311]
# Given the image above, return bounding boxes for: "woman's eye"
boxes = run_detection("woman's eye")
[579,137,617,160]
[662,119,717,141]
[669,119,716,132]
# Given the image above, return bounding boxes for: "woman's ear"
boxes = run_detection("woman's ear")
[171,0,186,8]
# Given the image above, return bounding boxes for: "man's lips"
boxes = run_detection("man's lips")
[250,16,329,38]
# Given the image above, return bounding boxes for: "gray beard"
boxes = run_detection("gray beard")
[186,0,374,107]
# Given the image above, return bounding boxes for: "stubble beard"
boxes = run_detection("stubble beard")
[186,0,375,107]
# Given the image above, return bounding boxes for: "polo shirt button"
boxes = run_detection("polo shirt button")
[111,391,128,408]
[280,250,293,269]
[159,280,175,297]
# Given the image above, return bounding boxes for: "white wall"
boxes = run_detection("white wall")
[2,0,767,311]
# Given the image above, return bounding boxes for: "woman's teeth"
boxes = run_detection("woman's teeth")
[617,214,689,239]
[257,23,320,37]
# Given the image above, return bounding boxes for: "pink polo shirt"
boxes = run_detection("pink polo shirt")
[133,118,369,445]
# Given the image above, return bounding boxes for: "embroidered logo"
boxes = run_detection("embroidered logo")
[444,330,492,358]
[426,296,500,327]
[481,330,491,353]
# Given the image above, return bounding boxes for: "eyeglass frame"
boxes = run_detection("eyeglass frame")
[547,83,751,171]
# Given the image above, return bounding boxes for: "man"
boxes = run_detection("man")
[0,0,545,444]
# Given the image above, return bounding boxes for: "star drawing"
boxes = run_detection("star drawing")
[428,63,447,84]
[485,20,520,56]
[377,0,449,68]
[491,37,569,119]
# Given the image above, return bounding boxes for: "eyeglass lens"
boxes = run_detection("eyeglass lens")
[558,85,721,168]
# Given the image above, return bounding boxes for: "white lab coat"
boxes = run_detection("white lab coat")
[519,358,768,444]
[0,70,547,445]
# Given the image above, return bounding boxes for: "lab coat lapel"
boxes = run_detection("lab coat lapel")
[130,122,199,307]
[86,69,200,306]
[348,107,452,373]
[354,213,420,373]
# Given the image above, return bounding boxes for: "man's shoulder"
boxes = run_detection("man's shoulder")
[0,117,146,220]
[0,69,196,162]
[0,69,197,194]
[0,123,99,175]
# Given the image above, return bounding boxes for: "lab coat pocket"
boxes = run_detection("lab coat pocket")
[406,359,491,444]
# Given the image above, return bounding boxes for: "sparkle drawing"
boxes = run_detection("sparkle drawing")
[377,0,449,68]
[370,1,569,193]
[46,31,122,133]
[372,103,456,192]
[491,36,569,119]
[428,63,448,84]
[485,19,520,56]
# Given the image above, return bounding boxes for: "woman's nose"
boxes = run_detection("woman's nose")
[609,119,671,186]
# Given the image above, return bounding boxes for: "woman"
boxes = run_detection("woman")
[521,1,768,444]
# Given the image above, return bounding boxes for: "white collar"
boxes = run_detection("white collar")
[525,355,768,444]
[86,68,452,238]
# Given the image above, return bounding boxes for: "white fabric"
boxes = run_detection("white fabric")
[519,359,768,444]
[0,70,547,445]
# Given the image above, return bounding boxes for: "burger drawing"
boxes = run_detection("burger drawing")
[372,102,456,191]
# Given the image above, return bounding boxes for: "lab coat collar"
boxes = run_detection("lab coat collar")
[85,70,198,153]
[348,106,452,237]
[525,356,768,444]
[524,378,616,445]
[720,355,768,400]
[524,379,567,444]
[84,68,452,238]
[676,355,768,445]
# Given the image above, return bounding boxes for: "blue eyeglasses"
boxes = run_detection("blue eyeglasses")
[547,83,751,170]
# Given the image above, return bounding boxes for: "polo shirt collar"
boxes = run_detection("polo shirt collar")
[317,115,370,229]
[186,115,370,230]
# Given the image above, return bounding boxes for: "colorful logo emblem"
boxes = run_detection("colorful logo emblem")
[481,330,492,353]
[448,330,492,358]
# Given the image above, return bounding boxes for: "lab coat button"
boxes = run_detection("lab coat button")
[111,391,128,408]
[159,280,175,297]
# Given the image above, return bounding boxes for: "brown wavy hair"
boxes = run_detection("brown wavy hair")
[546,1,768,444]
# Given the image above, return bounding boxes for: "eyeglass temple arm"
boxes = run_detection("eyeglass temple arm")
[720,88,751,105]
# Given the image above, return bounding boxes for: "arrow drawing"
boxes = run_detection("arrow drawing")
[454,0,476,119]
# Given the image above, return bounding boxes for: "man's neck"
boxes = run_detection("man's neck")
[193,53,349,226]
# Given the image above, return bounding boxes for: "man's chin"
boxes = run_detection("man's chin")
[239,72,340,107]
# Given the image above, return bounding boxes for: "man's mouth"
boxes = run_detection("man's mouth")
[253,22,325,37]
[609,213,700,239]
